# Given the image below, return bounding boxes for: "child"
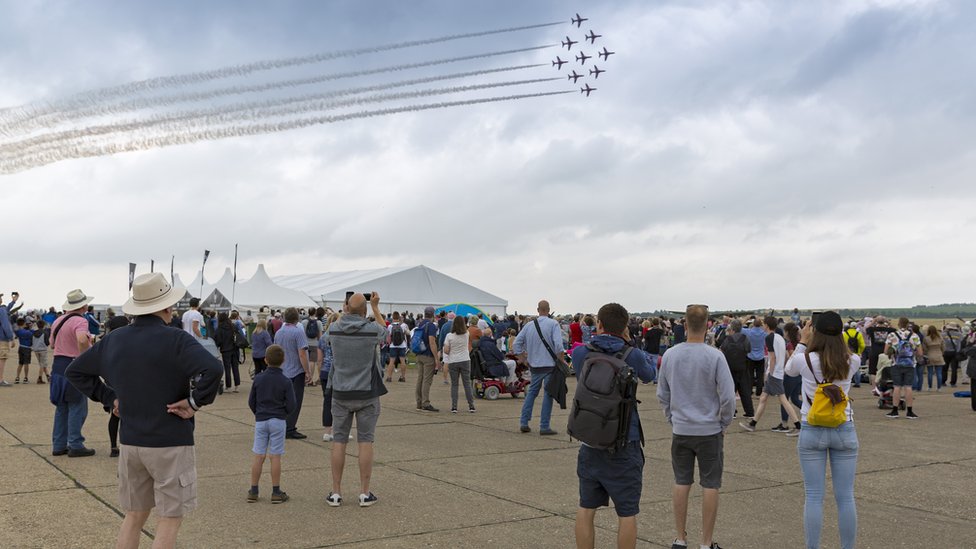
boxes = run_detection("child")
[247,345,296,503]
[14,319,34,384]
[32,320,51,384]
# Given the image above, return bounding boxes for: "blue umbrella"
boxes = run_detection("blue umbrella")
[434,303,493,325]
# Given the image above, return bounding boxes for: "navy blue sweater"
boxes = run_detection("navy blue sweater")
[65,315,224,447]
[248,367,297,421]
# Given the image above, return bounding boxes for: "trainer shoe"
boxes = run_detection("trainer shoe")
[359,492,378,507]
[906,410,919,419]
[708,543,725,549]
[246,490,258,503]
[539,428,558,436]
[451,408,457,414]
[326,492,342,507]
[886,409,899,418]
[469,407,476,413]
[0,381,10,387]
[271,491,289,504]
[519,425,531,433]
[739,421,756,432]
[771,424,788,433]
[871,387,882,397]
[322,433,334,442]
[786,428,800,437]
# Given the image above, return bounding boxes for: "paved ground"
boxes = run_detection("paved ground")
[0,363,973,548]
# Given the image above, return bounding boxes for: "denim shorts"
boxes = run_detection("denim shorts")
[671,433,724,489]
[389,347,406,360]
[890,365,915,387]
[577,441,644,517]
[253,418,286,455]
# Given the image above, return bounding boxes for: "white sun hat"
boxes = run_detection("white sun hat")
[123,273,186,315]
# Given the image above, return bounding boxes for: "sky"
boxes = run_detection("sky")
[1,0,974,315]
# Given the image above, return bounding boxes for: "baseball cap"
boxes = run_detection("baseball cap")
[815,311,844,336]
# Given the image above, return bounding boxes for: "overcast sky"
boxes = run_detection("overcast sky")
[1,0,973,314]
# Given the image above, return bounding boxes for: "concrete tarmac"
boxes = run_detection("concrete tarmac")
[0,365,973,548]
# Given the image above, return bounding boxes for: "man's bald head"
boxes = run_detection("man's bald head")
[348,293,368,316]
[537,300,551,315]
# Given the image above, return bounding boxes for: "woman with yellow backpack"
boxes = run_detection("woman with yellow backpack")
[784,311,859,549]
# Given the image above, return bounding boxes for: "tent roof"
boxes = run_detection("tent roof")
[232,264,318,309]
[273,265,507,307]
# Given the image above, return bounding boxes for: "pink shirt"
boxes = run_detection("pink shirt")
[51,315,89,358]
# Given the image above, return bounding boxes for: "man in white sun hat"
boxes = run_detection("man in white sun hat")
[67,272,223,549]
[48,288,96,457]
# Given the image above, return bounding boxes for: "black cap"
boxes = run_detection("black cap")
[815,311,844,336]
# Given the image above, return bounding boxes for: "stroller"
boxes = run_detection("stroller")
[470,348,530,400]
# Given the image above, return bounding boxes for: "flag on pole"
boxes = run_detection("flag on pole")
[200,250,210,299]
[170,256,175,285]
[128,263,136,290]
[150,259,155,273]
[233,244,238,283]
[203,250,210,266]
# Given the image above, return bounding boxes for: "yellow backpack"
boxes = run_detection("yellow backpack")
[804,353,849,428]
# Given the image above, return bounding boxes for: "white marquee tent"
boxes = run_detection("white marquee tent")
[179,265,316,310]
[272,265,508,316]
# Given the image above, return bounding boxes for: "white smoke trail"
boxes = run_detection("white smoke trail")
[3,65,549,156]
[0,21,563,126]
[1,45,554,136]
[0,91,572,174]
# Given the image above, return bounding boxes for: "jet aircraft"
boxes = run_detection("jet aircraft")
[552,56,567,69]
[576,51,591,65]
[589,65,605,79]
[567,70,583,83]
[571,13,588,27]
[580,83,596,96]
[561,36,578,50]
[585,30,602,44]
[598,47,615,61]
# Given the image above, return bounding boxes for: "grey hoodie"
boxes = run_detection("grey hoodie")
[326,314,389,400]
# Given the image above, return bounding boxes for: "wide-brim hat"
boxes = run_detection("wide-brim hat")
[62,289,94,311]
[123,273,186,315]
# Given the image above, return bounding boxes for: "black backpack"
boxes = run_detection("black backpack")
[390,323,405,346]
[305,318,321,339]
[845,329,860,354]
[567,345,641,452]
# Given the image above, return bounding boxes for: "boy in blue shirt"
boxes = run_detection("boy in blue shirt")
[247,345,297,503]
[572,303,655,549]
[14,318,34,384]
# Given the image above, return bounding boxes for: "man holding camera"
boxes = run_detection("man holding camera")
[325,292,388,507]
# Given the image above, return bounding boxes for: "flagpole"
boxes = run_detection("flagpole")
[231,244,238,307]
[150,259,154,273]
[170,255,175,285]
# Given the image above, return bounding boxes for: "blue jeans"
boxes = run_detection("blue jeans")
[912,364,924,391]
[52,398,89,451]
[519,370,553,430]
[925,365,943,389]
[797,421,858,549]
[781,374,802,422]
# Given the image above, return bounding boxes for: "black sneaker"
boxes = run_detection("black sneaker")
[422,405,439,412]
[886,409,899,418]
[671,541,687,549]
[271,491,289,504]
[451,408,457,414]
[246,490,258,503]
[771,424,788,433]
[708,543,724,549]
[359,492,378,507]
[519,425,531,433]
[906,410,919,419]
[68,447,96,458]
[326,492,342,507]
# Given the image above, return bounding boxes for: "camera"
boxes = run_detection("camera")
[363,293,372,301]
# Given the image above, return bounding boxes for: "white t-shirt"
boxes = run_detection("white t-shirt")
[785,344,858,423]
[302,318,322,345]
[443,332,470,364]
[182,309,204,337]
[387,322,409,349]
[477,319,489,331]
[768,332,787,379]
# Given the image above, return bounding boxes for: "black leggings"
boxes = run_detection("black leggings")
[253,356,267,376]
[730,365,755,417]
[942,352,959,386]
[321,380,333,428]
[748,359,765,396]
[221,350,240,388]
[108,413,120,449]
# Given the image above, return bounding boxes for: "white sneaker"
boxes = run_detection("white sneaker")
[326,492,342,507]
[359,492,378,507]
[322,433,333,442]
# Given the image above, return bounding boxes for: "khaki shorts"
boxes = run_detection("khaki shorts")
[0,340,11,361]
[119,445,197,517]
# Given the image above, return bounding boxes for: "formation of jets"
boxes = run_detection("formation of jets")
[554,15,612,98]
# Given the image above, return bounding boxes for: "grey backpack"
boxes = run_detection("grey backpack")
[567,345,641,452]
